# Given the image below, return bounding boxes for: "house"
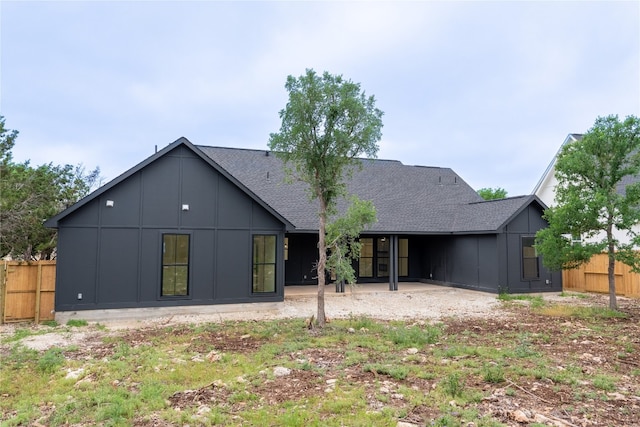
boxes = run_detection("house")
[533,133,640,246]
[45,137,562,314]
[533,133,583,208]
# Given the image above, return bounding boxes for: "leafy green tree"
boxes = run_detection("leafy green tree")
[535,115,640,309]
[0,116,101,260]
[269,69,383,327]
[477,187,507,200]
[0,116,18,167]
[326,197,377,287]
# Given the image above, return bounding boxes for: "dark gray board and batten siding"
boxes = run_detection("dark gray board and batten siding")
[54,145,286,311]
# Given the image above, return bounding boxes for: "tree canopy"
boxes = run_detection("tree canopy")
[0,116,101,260]
[269,69,383,326]
[535,115,640,309]
[477,187,508,200]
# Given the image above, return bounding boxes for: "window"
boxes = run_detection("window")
[162,234,189,296]
[284,237,289,261]
[253,235,276,293]
[399,238,409,277]
[522,236,539,279]
[377,237,389,277]
[359,238,373,277]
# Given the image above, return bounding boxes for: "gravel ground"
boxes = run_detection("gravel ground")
[106,285,513,329]
[1,286,561,351]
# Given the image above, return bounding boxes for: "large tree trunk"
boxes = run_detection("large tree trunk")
[316,197,327,327]
[607,226,618,310]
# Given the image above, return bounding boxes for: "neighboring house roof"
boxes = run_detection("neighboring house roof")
[199,145,545,234]
[533,133,640,202]
[532,133,583,197]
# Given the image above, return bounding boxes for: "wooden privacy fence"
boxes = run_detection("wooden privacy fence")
[0,261,56,324]
[562,254,640,297]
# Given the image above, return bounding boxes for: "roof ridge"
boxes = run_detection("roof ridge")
[467,195,530,205]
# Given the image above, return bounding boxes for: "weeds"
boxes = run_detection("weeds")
[37,347,65,373]
[482,363,505,383]
[385,323,441,347]
[66,319,88,327]
[1,302,637,426]
[538,304,627,319]
[363,363,410,380]
[441,372,464,397]
[498,293,545,308]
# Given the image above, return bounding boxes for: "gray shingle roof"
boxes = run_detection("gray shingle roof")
[198,145,541,234]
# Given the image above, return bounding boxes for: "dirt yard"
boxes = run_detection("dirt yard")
[2,289,639,426]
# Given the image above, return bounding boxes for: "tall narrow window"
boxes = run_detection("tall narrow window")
[377,237,389,277]
[399,238,409,277]
[284,237,289,261]
[359,238,373,278]
[162,234,189,296]
[253,235,276,293]
[522,236,539,280]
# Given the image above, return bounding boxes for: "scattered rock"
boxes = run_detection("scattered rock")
[347,327,356,333]
[406,348,419,355]
[65,368,84,380]
[206,350,222,362]
[273,366,291,377]
[511,409,530,423]
[196,405,211,415]
[607,392,627,401]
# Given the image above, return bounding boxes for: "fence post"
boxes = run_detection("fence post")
[0,262,5,324]
[35,262,43,324]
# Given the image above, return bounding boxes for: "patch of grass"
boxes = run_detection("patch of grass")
[512,334,540,358]
[66,319,88,327]
[559,291,590,299]
[2,312,638,426]
[482,363,505,383]
[37,347,66,373]
[441,372,464,397]
[538,304,628,319]
[346,314,379,331]
[1,328,34,343]
[363,363,410,380]
[41,320,59,327]
[498,293,545,308]
[592,374,616,392]
[385,323,441,347]
[4,344,38,368]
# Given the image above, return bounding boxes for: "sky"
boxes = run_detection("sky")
[1,1,639,197]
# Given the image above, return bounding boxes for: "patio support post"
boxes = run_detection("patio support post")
[389,235,399,291]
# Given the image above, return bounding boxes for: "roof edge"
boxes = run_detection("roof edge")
[531,133,583,195]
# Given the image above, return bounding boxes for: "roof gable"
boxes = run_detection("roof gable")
[45,138,292,228]
[532,133,582,198]
[451,195,547,233]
